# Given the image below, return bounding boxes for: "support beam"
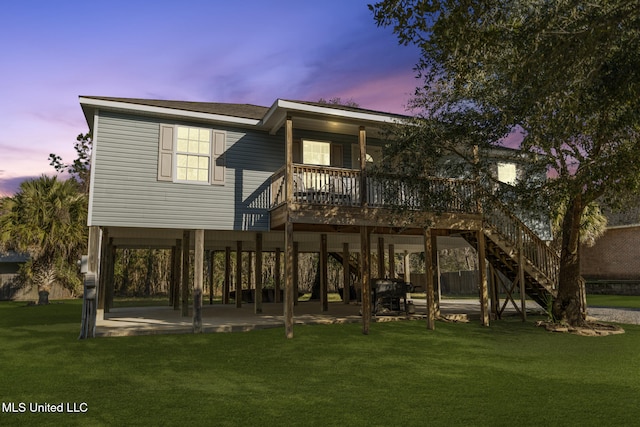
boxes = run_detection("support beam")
[517,230,527,322]
[79,226,101,339]
[359,126,367,206]
[193,229,204,333]
[293,241,299,306]
[360,226,371,335]
[477,230,490,326]
[224,247,231,304]
[181,231,190,317]
[284,116,294,338]
[247,252,253,290]
[403,251,411,283]
[285,222,294,339]
[209,250,215,305]
[403,250,411,302]
[172,240,182,310]
[489,263,499,320]
[343,242,350,304]
[105,240,115,313]
[377,237,385,278]
[169,245,176,307]
[424,228,435,330]
[434,245,441,317]
[275,248,281,303]
[97,228,109,313]
[320,234,328,312]
[255,233,263,314]
[236,240,242,308]
[388,244,395,278]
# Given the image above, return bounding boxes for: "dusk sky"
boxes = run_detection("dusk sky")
[0,0,421,196]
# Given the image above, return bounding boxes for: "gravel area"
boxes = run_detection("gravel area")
[587,307,640,325]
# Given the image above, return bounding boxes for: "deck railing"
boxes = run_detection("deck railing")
[270,164,479,213]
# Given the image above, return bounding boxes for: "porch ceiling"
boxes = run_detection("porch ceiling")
[261,99,405,137]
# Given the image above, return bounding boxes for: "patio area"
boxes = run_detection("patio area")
[96,298,542,336]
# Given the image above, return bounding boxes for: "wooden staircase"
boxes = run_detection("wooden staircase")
[463,200,559,311]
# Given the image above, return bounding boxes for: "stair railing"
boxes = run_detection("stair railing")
[483,197,559,291]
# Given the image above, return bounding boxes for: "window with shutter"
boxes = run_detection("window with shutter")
[157,124,226,185]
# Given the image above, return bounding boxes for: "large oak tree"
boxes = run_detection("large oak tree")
[370,0,640,325]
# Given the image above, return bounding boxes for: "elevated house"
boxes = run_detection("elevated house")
[79,96,558,337]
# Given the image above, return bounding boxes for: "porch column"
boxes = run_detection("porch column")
[343,242,350,304]
[209,250,215,305]
[388,244,395,278]
[105,240,115,313]
[360,226,372,335]
[275,248,281,303]
[489,263,499,320]
[247,252,253,291]
[193,229,204,333]
[169,245,176,307]
[181,230,190,317]
[284,115,295,338]
[320,234,328,312]
[236,240,242,308]
[293,242,299,306]
[377,237,385,278]
[172,240,182,310]
[359,126,367,206]
[403,251,411,283]
[435,247,442,317]
[255,233,263,314]
[517,230,527,322]
[223,246,231,304]
[79,226,101,339]
[98,228,108,313]
[423,228,435,330]
[477,230,490,326]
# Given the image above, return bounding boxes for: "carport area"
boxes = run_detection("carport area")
[96,298,540,337]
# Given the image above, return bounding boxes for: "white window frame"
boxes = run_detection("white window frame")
[174,125,212,185]
[497,162,517,185]
[302,139,332,166]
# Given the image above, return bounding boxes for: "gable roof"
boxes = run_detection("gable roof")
[79,96,409,134]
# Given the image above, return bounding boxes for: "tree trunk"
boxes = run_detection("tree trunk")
[552,195,586,326]
[37,286,50,305]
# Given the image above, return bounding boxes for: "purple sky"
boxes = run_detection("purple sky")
[0,1,420,196]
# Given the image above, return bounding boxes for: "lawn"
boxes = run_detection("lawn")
[587,294,640,309]
[1,300,639,427]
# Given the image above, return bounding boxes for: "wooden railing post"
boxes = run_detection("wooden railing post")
[517,229,527,321]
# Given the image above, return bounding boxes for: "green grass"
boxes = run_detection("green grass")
[1,300,640,426]
[587,294,640,309]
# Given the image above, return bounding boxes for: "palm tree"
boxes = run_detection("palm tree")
[0,176,88,303]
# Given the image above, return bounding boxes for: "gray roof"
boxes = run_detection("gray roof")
[80,96,409,121]
[279,99,409,120]
[80,96,270,120]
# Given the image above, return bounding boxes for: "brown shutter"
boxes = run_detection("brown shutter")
[158,124,174,181]
[293,140,301,163]
[330,144,343,167]
[212,130,226,184]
